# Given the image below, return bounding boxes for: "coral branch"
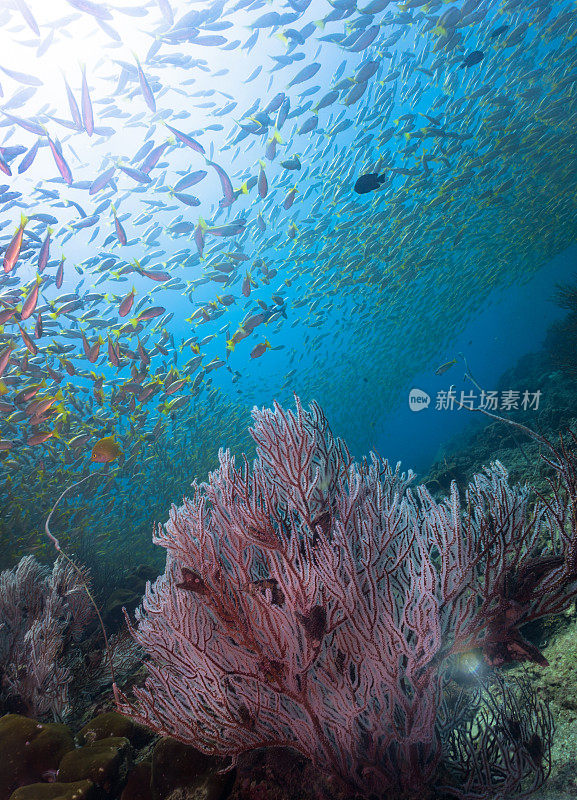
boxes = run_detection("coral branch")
[118,397,577,798]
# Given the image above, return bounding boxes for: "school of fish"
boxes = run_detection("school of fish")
[0,0,576,564]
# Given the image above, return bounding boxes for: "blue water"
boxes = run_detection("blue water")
[378,245,576,474]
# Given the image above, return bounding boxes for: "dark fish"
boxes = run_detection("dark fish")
[280,155,301,170]
[460,51,484,69]
[206,159,234,207]
[55,255,64,289]
[348,24,380,53]
[490,25,509,39]
[354,173,386,194]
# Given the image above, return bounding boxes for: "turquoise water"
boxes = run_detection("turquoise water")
[1,0,575,541]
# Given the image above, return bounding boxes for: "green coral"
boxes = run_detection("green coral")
[151,737,235,800]
[0,714,73,800]
[58,736,131,794]
[77,712,149,747]
[120,762,152,800]
[8,781,96,800]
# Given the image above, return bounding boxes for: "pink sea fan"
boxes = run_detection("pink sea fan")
[0,555,93,719]
[117,397,577,798]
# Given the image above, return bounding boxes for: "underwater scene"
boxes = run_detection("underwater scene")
[2,0,577,798]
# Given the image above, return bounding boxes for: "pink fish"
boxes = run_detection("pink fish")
[47,137,73,185]
[0,150,12,177]
[135,55,156,112]
[250,339,272,359]
[119,288,135,317]
[0,308,15,324]
[37,228,51,272]
[258,163,268,198]
[21,276,41,320]
[140,268,170,282]
[0,343,14,378]
[18,324,38,355]
[81,65,94,135]
[108,336,120,367]
[64,77,82,129]
[164,123,205,154]
[55,256,65,289]
[3,215,27,273]
[137,306,165,321]
[194,221,205,257]
[26,430,54,446]
[112,206,127,245]
[206,160,234,207]
[283,188,297,210]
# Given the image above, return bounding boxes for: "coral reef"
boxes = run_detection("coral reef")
[0,711,233,800]
[0,714,74,800]
[425,337,577,799]
[0,555,93,720]
[115,396,577,799]
[545,276,577,379]
[427,350,577,494]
